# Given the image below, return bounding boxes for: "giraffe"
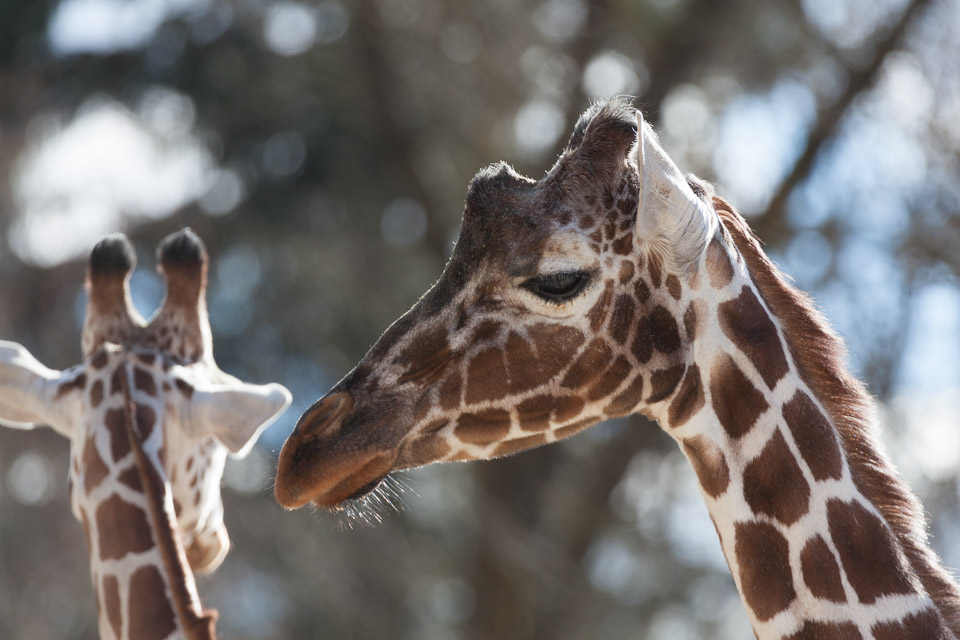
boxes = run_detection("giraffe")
[0,229,291,640]
[275,98,960,638]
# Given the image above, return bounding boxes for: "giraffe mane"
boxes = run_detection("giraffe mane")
[714,196,960,635]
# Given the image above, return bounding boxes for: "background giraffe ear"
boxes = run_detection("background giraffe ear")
[634,111,715,275]
[178,374,292,457]
[0,341,80,438]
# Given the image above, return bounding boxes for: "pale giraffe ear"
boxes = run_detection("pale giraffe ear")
[0,341,81,438]
[634,110,715,275]
[175,371,292,457]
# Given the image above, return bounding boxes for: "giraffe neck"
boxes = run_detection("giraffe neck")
[76,354,216,640]
[657,202,960,639]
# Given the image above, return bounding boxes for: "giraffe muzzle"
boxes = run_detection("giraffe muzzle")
[274,391,399,509]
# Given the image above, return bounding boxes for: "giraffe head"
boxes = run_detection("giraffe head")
[0,229,290,638]
[275,99,716,510]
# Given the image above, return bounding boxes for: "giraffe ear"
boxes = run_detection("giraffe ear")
[634,111,715,275]
[0,341,81,438]
[178,375,292,457]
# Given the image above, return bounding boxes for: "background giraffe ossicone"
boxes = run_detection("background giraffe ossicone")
[0,229,291,640]
[275,98,960,639]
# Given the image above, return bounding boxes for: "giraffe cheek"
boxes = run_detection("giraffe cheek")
[453,409,511,447]
[397,430,453,469]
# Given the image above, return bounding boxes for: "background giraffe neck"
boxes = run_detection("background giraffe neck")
[117,366,217,640]
[667,200,960,639]
[81,357,217,640]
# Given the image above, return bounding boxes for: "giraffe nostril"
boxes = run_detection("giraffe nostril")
[295,391,353,441]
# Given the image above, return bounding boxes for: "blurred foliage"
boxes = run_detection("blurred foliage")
[1,0,960,638]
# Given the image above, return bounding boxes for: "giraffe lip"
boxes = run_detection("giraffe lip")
[340,473,389,503]
[275,436,398,510]
[307,457,395,510]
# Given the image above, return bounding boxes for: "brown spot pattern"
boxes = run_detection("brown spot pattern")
[826,499,915,604]
[89,380,104,408]
[530,324,586,371]
[57,373,86,399]
[554,395,586,423]
[800,535,846,603]
[709,353,768,438]
[465,347,509,404]
[117,465,143,492]
[630,276,648,304]
[647,365,684,404]
[605,375,644,417]
[718,286,789,389]
[667,364,704,427]
[706,236,734,288]
[644,306,681,354]
[174,378,194,400]
[785,621,862,640]
[103,408,131,462]
[587,281,614,332]
[454,409,511,446]
[609,295,636,345]
[783,391,843,481]
[504,332,550,393]
[128,566,177,640]
[743,429,810,525]
[648,256,663,288]
[439,370,462,410]
[586,356,631,401]
[96,494,153,560]
[734,521,795,621]
[683,302,698,341]
[665,275,682,300]
[517,395,555,432]
[871,608,949,640]
[397,344,452,386]
[133,367,158,397]
[612,234,632,255]
[471,320,500,343]
[91,351,109,369]
[396,325,449,372]
[681,435,730,498]
[561,338,612,389]
[136,404,156,440]
[110,368,123,395]
[82,438,110,493]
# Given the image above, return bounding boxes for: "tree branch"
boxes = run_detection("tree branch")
[754,0,933,242]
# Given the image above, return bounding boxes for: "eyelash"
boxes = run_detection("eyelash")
[520,271,592,303]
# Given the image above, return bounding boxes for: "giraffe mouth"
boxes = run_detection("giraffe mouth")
[275,433,399,510]
[341,472,390,503]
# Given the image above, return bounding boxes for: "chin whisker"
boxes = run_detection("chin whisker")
[320,473,412,531]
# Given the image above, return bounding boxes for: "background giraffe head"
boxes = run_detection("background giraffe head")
[275,98,715,510]
[0,229,291,637]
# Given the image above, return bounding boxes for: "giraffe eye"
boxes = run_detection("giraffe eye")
[522,271,591,303]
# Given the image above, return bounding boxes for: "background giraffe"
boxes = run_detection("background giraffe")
[0,229,291,640]
[275,99,960,639]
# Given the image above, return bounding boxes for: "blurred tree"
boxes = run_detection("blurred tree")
[1,0,959,638]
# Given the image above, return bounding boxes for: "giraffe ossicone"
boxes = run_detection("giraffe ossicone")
[275,98,960,639]
[0,229,291,640]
